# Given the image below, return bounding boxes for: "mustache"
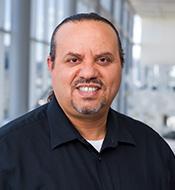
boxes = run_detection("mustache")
[73,77,104,87]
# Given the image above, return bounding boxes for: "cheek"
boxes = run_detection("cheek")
[105,69,121,89]
[51,69,65,94]
[51,68,75,93]
[106,73,121,99]
[51,72,61,88]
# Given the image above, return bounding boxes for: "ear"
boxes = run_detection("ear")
[47,56,53,71]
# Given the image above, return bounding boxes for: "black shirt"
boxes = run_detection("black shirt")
[0,96,175,190]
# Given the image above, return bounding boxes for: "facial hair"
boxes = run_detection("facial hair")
[71,77,106,115]
[71,98,106,115]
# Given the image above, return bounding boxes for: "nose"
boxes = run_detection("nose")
[79,62,99,79]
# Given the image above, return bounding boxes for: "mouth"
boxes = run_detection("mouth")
[75,84,101,97]
[79,86,99,92]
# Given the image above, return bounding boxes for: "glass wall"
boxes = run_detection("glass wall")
[77,0,98,12]
[113,0,122,26]
[29,0,65,109]
[111,0,135,113]
[0,0,11,123]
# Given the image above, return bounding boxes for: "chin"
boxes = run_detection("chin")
[71,100,106,115]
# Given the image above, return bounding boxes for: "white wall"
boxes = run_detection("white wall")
[127,17,175,135]
[141,17,175,65]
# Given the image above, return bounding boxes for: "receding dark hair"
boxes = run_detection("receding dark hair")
[49,12,124,67]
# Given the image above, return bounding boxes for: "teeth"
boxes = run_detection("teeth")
[79,87,97,92]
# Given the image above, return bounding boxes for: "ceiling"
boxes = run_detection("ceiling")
[128,0,175,17]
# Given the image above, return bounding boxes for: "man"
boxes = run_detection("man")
[0,13,175,190]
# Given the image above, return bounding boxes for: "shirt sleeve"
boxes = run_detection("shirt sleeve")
[0,171,11,189]
[0,139,13,190]
[169,149,175,190]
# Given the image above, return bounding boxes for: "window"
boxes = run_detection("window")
[0,0,11,124]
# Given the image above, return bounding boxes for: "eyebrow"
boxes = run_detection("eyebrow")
[63,51,114,60]
[64,52,84,59]
[94,52,114,60]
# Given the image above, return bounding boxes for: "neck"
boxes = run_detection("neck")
[67,111,108,140]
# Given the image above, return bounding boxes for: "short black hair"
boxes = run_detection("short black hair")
[49,12,124,66]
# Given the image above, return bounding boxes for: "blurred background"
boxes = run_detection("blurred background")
[0,0,175,151]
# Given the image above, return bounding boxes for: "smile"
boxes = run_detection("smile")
[79,87,98,92]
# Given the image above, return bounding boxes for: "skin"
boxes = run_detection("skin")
[47,20,122,140]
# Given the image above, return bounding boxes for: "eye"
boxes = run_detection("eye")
[66,56,81,65]
[70,57,78,63]
[97,56,112,65]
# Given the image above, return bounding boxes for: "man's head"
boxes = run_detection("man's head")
[47,13,123,119]
[49,13,124,67]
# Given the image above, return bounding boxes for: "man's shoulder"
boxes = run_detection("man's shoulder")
[111,109,153,130]
[0,103,48,144]
[110,109,165,144]
[111,109,175,157]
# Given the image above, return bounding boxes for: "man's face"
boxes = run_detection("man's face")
[48,20,122,118]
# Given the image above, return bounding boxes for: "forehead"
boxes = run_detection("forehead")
[54,20,118,48]
[57,20,117,34]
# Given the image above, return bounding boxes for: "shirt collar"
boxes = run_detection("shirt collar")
[47,96,136,150]
[101,109,136,151]
[47,96,81,149]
